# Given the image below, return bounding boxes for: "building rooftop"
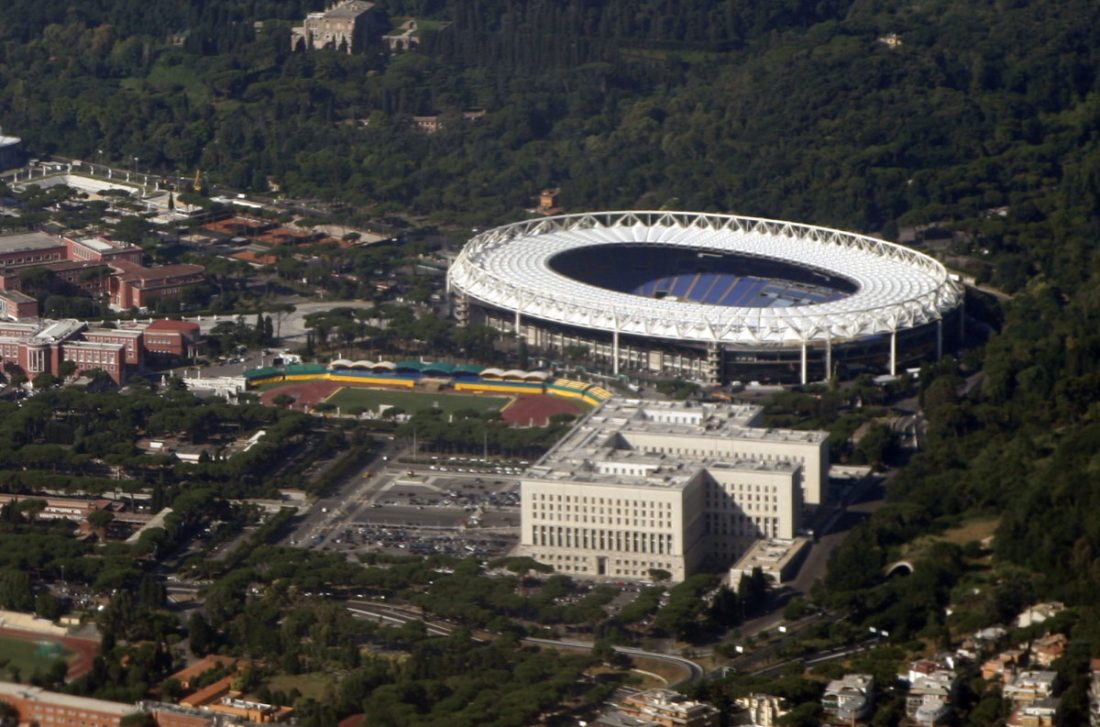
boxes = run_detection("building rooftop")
[324,0,375,18]
[0,289,35,303]
[33,319,86,343]
[0,681,139,717]
[729,537,810,576]
[0,135,20,147]
[112,261,205,284]
[63,340,128,352]
[85,327,144,339]
[526,399,810,489]
[146,319,201,333]
[0,231,64,254]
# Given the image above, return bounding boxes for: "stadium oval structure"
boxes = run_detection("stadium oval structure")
[448,211,965,385]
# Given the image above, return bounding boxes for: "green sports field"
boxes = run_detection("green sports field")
[0,634,72,678]
[324,387,510,415]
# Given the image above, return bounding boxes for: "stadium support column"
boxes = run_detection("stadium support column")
[612,321,620,376]
[825,335,833,383]
[800,340,808,386]
[454,294,469,327]
[936,318,943,360]
[889,329,897,377]
[705,343,721,386]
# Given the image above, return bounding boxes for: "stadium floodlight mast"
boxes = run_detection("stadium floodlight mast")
[448,211,964,384]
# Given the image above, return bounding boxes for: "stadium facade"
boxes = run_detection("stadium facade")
[516,398,828,581]
[447,211,966,385]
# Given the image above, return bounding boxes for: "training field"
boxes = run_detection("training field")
[0,633,75,678]
[325,387,509,415]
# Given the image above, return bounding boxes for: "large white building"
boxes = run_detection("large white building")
[517,398,828,581]
[448,211,965,385]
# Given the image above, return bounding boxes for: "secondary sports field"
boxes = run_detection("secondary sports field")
[325,387,509,415]
[0,633,74,678]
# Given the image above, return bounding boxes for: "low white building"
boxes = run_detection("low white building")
[732,694,788,727]
[823,674,875,724]
[729,537,810,587]
[1005,671,1058,704]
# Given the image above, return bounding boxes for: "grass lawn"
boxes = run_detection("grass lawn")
[266,672,336,701]
[901,516,1001,561]
[0,635,72,678]
[325,387,510,415]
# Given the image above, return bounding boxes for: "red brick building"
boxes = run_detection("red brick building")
[0,681,142,726]
[143,319,202,359]
[0,231,206,316]
[64,236,144,265]
[0,231,68,269]
[0,318,203,384]
[0,289,38,319]
[109,261,207,311]
[84,327,144,366]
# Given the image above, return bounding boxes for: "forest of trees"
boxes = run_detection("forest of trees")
[0,0,1096,281]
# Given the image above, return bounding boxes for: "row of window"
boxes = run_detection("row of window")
[533,493,672,509]
[532,512,671,528]
[531,525,675,555]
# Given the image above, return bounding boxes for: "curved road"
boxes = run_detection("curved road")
[345,600,705,686]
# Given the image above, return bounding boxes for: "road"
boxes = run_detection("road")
[286,436,397,546]
[344,600,706,686]
[187,300,376,342]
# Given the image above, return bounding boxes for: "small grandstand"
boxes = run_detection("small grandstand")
[245,362,613,411]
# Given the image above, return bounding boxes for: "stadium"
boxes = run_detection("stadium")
[447,211,966,385]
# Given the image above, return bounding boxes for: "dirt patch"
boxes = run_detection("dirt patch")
[501,395,584,427]
[258,380,342,409]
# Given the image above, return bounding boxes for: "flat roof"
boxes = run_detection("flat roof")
[525,398,811,489]
[0,231,65,254]
[729,537,809,574]
[64,340,126,351]
[86,327,144,339]
[73,237,115,252]
[34,319,85,342]
[325,0,375,17]
[0,682,139,716]
[146,319,200,333]
[0,289,35,303]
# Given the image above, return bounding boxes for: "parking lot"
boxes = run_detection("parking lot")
[299,455,524,558]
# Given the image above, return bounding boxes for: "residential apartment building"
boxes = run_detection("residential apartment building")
[1004,671,1058,704]
[1008,698,1059,727]
[732,694,788,727]
[822,674,875,724]
[517,399,826,581]
[599,689,719,727]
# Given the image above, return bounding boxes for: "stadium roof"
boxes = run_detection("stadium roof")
[286,363,327,375]
[447,211,963,346]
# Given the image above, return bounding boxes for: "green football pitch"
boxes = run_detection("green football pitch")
[324,387,510,415]
[0,635,72,677]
